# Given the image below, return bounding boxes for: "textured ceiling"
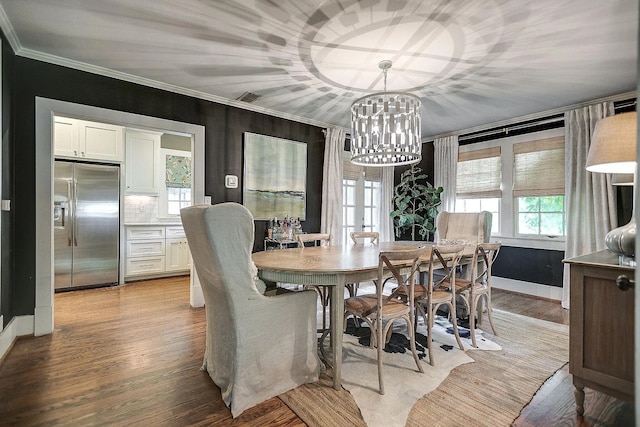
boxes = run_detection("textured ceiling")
[0,0,637,138]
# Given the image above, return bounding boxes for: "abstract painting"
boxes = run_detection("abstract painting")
[243,132,307,220]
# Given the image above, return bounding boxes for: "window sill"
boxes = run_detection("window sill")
[491,235,565,251]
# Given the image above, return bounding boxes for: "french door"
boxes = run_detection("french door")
[342,161,380,245]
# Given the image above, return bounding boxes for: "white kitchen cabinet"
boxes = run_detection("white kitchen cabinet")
[126,257,166,276]
[165,238,192,272]
[54,117,124,162]
[125,225,190,279]
[125,130,161,194]
[127,239,165,258]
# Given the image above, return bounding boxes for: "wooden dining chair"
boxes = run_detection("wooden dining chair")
[296,233,332,334]
[396,244,466,366]
[344,247,427,395]
[346,231,380,297]
[296,233,332,248]
[350,231,379,245]
[457,242,501,347]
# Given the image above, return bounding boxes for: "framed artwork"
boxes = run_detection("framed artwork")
[243,132,307,220]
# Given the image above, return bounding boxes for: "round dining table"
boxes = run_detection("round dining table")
[252,241,434,390]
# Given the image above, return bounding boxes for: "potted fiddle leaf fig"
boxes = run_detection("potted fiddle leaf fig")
[390,165,443,241]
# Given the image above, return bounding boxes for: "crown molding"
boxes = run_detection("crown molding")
[13,46,338,132]
[0,4,21,53]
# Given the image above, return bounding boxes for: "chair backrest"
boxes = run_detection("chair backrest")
[472,241,501,288]
[350,231,379,245]
[296,233,331,248]
[379,247,428,306]
[428,244,465,294]
[436,211,492,244]
[180,203,261,306]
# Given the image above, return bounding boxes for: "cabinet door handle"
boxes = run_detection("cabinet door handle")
[616,275,635,291]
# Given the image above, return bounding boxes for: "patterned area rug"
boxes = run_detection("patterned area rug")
[279,309,569,427]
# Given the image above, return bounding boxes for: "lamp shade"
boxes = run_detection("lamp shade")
[586,112,637,173]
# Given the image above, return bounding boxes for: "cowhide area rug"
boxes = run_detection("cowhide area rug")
[337,313,501,427]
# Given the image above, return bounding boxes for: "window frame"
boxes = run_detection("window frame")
[158,147,193,218]
[456,127,565,250]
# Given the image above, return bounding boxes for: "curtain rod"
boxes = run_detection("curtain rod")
[456,98,636,143]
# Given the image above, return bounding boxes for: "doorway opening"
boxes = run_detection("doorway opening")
[35,97,205,336]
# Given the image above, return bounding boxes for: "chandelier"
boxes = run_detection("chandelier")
[350,60,422,166]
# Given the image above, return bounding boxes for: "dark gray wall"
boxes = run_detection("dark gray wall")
[5,53,324,322]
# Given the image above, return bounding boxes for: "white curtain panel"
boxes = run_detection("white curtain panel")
[321,127,346,244]
[379,166,395,242]
[562,102,617,308]
[434,135,459,212]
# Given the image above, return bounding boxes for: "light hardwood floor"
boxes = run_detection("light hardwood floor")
[0,277,633,426]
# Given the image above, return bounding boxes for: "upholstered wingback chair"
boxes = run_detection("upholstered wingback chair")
[435,211,493,244]
[180,203,320,417]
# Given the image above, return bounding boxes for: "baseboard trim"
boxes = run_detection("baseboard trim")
[493,277,562,301]
[0,315,35,363]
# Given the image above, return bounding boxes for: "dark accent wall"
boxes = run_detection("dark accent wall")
[392,142,436,241]
[1,35,14,327]
[493,246,565,287]
[8,55,324,320]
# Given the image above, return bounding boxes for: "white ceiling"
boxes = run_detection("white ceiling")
[0,0,636,138]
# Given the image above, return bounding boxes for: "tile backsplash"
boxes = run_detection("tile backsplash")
[124,195,159,223]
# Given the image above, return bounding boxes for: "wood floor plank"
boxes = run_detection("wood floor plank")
[0,278,631,426]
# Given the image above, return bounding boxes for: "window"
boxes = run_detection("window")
[455,147,502,234]
[513,137,565,236]
[455,198,501,235]
[517,196,565,235]
[455,128,566,246]
[167,187,192,215]
[342,158,380,245]
[159,148,192,217]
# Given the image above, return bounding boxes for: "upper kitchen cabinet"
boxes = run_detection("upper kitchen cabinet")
[54,117,124,162]
[125,129,161,194]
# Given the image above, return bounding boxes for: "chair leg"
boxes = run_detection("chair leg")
[448,302,465,351]
[485,294,498,336]
[377,317,386,395]
[425,302,434,366]
[469,296,478,348]
[404,314,424,373]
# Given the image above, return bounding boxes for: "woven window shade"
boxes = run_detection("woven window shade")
[364,166,382,182]
[513,137,564,197]
[343,161,363,180]
[456,147,502,198]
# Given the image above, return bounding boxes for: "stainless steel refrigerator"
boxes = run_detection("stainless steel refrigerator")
[54,161,120,290]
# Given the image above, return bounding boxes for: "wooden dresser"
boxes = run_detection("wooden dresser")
[564,250,635,415]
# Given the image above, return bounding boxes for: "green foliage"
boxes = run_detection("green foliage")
[390,165,443,240]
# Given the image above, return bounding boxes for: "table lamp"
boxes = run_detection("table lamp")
[586,111,637,266]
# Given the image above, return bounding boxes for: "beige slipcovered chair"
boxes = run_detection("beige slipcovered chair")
[180,203,320,418]
[435,211,492,245]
